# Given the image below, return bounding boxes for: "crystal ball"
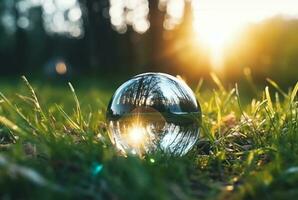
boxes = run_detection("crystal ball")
[106,73,202,156]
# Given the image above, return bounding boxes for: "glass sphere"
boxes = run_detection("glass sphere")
[106,73,202,156]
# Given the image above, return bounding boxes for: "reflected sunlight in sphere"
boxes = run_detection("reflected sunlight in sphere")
[127,124,147,146]
[106,73,202,157]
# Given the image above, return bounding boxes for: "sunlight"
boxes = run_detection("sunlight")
[127,124,147,146]
[192,0,298,69]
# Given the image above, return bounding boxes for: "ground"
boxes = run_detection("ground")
[0,76,297,200]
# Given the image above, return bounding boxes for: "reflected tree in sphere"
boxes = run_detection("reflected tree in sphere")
[106,73,202,156]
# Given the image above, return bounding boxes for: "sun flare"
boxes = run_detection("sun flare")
[127,124,147,146]
[192,0,298,69]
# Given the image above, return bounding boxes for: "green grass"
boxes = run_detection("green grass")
[0,76,297,200]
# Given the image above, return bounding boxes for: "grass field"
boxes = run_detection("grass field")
[0,76,297,200]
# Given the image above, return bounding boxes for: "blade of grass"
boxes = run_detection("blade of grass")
[68,83,84,128]
[265,86,274,116]
[56,104,82,131]
[210,72,226,93]
[214,91,222,136]
[195,78,204,94]
[223,88,235,111]
[266,78,287,98]
[290,82,298,104]
[244,67,258,95]
[236,84,263,145]
[0,92,38,132]
[21,76,47,122]
[0,116,28,136]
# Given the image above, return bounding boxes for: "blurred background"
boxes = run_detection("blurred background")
[0,0,297,86]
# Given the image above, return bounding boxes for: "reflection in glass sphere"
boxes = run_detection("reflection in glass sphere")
[106,73,202,156]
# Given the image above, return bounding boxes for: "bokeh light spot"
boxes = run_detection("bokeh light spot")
[91,163,103,176]
[55,62,67,75]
